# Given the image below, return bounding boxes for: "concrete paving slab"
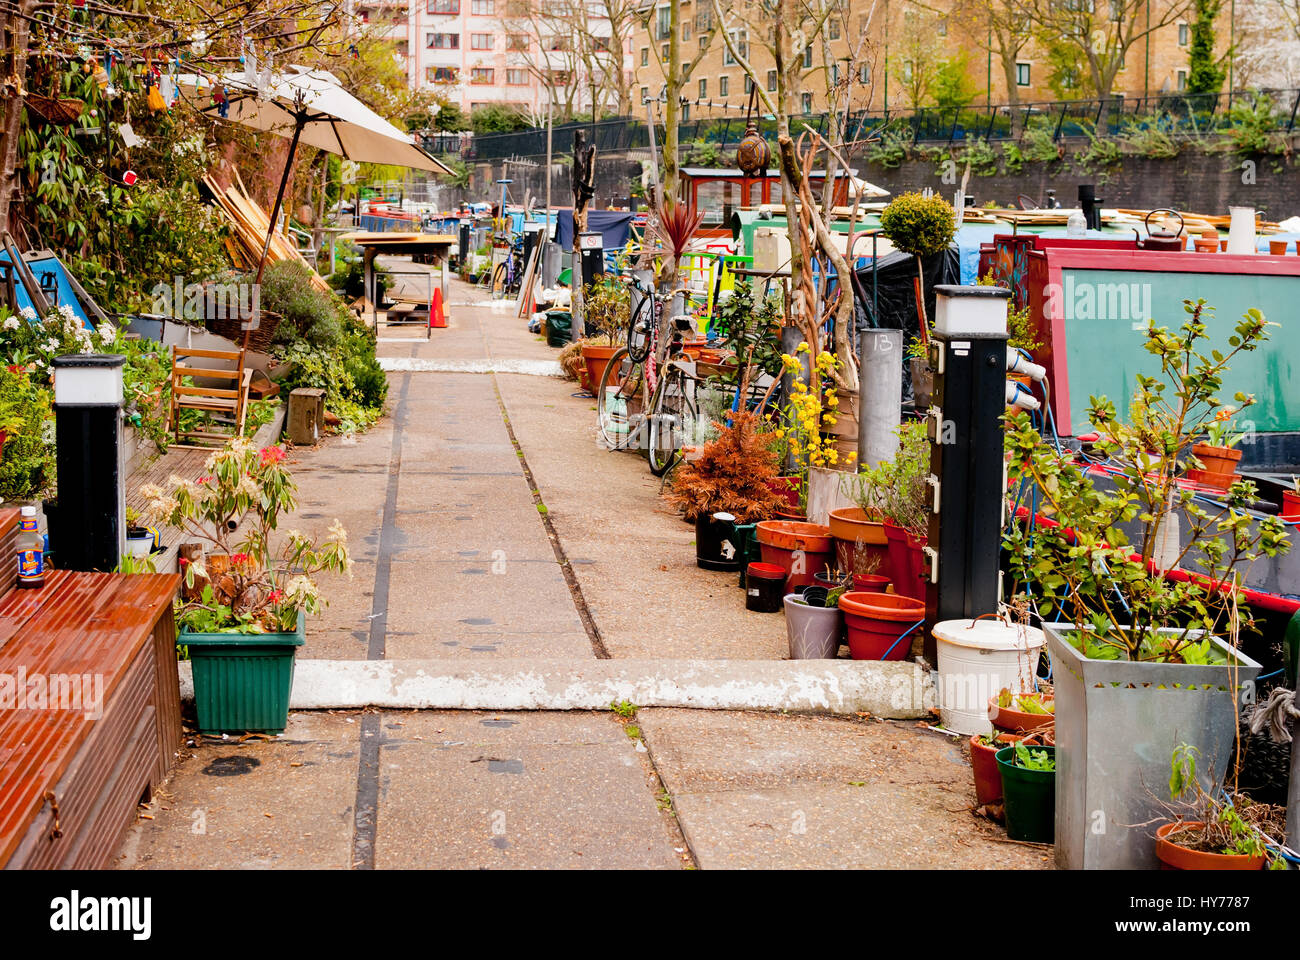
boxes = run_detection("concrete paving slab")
[637,709,1049,870]
[371,712,682,869]
[113,712,361,870]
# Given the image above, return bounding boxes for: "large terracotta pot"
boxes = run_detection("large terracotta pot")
[1154,822,1266,870]
[828,507,891,582]
[988,694,1055,734]
[755,520,833,590]
[883,520,928,601]
[838,591,925,661]
[1281,490,1300,521]
[581,343,620,393]
[1188,442,1242,490]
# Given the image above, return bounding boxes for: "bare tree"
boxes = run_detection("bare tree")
[1018,0,1194,99]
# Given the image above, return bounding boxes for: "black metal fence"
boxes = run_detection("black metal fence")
[419,88,1300,161]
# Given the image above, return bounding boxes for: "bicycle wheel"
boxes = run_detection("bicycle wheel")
[647,365,698,476]
[595,347,645,451]
[490,262,507,298]
[626,294,652,363]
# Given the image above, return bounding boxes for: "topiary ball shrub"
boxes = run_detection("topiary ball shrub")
[879,191,957,258]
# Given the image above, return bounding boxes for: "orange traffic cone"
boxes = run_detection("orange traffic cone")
[429,286,447,328]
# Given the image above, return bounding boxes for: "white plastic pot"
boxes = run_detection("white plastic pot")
[932,619,1045,735]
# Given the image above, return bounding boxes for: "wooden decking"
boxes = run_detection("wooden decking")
[0,544,181,868]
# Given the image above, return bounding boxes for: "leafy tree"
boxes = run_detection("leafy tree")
[470,104,532,134]
[1186,0,1227,95]
[933,50,977,111]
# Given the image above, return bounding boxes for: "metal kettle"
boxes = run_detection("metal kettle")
[1139,208,1186,251]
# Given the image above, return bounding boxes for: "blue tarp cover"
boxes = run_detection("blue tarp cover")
[0,252,95,330]
[555,210,634,250]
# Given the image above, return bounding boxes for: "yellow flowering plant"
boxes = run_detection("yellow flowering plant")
[773,345,855,493]
[140,436,351,634]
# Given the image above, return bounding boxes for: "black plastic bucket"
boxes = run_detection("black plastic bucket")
[745,562,786,612]
[696,512,740,570]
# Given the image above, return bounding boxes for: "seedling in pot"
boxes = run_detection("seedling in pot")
[1013,741,1055,772]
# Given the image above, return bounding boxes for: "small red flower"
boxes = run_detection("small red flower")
[197,475,212,484]
[259,445,286,466]
[231,552,249,565]
[178,557,189,567]
[267,590,284,603]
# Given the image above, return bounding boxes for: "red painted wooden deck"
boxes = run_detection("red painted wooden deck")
[0,507,181,868]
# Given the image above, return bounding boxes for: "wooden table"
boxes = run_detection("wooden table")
[0,509,181,868]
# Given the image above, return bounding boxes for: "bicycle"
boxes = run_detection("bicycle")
[595,275,701,476]
[488,235,525,299]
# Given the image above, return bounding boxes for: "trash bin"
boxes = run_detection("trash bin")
[545,310,573,347]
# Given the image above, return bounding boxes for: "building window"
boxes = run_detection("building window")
[427,33,460,49]
[471,0,495,13]
[744,75,753,93]
[682,22,690,41]
[1176,68,1188,91]
[640,47,648,66]
[937,16,947,36]
[699,78,707,97]
[723,29,747,65]
[801,92,812,113]
[1178,21,1189,45]
[859,63,869,83]
[470,67,495,84]
[656,5,671,40]
[506,68,529,84]
[641,85,649,101]
[549,70,570,85]
[662,43,670,60]
[425,66,437,83]
[682,102,690,121]
[428,66,458,82]
[549,36,571,51]
[698,35,707,51]
[828,18,840,39]
[903,60,914,82]
[802,45,812,68]
[471,33,494,50]
[719,75,729,96]
[427,0,459,12]
[506,34,528,50]
[1016,61,1030,86]
[831,63,839,84]
[766,68,777,92]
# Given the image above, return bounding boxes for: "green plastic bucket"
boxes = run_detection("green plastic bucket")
[995,744,1056,843]
[182,614,305,735]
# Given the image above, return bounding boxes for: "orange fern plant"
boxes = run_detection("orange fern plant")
[665,412,786,522]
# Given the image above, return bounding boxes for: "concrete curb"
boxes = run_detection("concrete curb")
[378,357,563,377]
[178,658,935,718]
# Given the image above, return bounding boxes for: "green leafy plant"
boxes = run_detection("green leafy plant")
[1005,299,1291,663]
[579,279,630,345]
[1013,741,1056,772]
[1162,743,1283,860]
[879,191,957,258]
[141,437,352,634]
[710,281,783,385]
[854,419,930,539]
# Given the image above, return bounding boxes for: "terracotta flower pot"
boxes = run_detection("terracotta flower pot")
[838,591,926,661]
[969,735,1004,805]
[827,506,891,580]
[580,343,620,394]
[1154,821,1267,870]
[755,520,833,591]
[988,694,1055,734]
[852,573,891,593]
[1190,442,1242,490]
[883,520,929,600]
[1280,489,1300,520]
[1270,239,1289,256]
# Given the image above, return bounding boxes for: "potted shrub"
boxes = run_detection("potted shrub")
[1187,414,1245,490]
[124,506,155,558]
[995,742,1056,843]
[988,687,1055,736]
[1152,743,1284,870]
[878,191,957,335]
[1005,299,1290,869]
[665,412,786,569]
[859,420,931,600]
[140,438,351,735]
[577,279,628,390]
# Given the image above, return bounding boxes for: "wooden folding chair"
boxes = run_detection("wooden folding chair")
[169,346,253,447]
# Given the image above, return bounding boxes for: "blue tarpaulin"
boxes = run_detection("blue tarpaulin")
[555,210,635,251]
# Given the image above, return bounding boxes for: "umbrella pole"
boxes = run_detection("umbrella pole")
[248,114,306,348]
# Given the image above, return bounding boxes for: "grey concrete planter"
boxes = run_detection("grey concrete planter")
[1045,623,1260,870]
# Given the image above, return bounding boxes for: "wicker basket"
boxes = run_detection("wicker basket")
[26,95,84,126]
[206,313,279,353]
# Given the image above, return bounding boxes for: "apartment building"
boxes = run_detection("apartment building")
[628,0,1241,120]
[354,0,634,120]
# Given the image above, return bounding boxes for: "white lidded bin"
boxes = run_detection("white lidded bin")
[932,619,1046,735]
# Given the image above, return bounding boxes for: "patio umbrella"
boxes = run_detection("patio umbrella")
[178,67,452,317]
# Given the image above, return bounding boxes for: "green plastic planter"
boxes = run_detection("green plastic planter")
[181,613,305,735]
[995,745,1056,844]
